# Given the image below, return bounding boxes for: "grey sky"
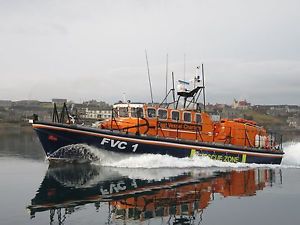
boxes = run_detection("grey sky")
[0,0,299,105]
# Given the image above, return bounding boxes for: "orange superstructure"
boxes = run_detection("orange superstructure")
[99,103,275,150]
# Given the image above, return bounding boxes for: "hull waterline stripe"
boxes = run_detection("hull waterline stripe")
[33,124,283,158]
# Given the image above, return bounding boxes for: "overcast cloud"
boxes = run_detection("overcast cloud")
[0,0,299,105]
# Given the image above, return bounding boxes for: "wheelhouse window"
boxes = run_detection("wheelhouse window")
[195,113,202,124]
[119,107,129,117]
[171,111,180,121]
[183,112,191,122]
[147,108,156,118]
[131,107,144,118]
[158,109,168,120]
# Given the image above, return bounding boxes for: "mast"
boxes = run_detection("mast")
[202,63,206,111]
[184,53,186,82]
[172,72,175,103]
[145,49,154,104]
[165,54,168,104]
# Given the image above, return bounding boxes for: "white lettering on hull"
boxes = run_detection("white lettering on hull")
[100,137,138,152]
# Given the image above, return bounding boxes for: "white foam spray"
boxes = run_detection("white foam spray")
[281,142,300,167]
[99,153,239,168]
[90,148,264,169]
[75,142,300,169]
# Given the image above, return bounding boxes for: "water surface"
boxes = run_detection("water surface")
[0,126,300,225]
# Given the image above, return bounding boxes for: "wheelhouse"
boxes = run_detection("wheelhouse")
[112,103,203,124]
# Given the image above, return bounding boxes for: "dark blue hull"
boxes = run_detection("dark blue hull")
[33,122,284,164]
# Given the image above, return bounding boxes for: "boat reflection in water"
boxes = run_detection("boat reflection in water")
[27,164,282,224]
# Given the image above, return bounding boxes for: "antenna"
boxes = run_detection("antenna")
[202,63,206,111]
[184,53,186,82]
[145,49,154,104]
[165,54,168,104]
[172,72,175,103]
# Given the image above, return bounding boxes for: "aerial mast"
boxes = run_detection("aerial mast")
[202,63,206,111]
[145,49,154,104]
[183,53,186,82]
[165,54,168,104]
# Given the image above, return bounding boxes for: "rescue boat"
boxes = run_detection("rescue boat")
[32,65,284,164]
